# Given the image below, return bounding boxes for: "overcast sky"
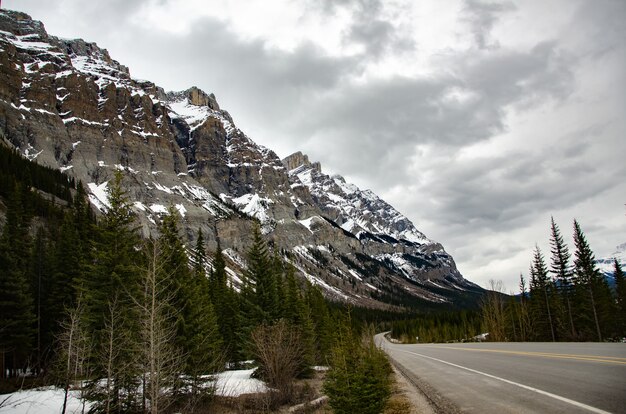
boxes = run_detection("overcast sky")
[6,0,625,292]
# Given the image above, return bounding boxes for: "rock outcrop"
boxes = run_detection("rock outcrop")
[0,9,481,308]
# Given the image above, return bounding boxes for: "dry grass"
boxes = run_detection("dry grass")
[383,372,414,414]
[201,365,420,414]
[205,370,329,413]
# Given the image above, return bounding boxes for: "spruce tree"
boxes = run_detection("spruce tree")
[613,259,625,336]
[0,184,36,378]
[572,220,613,341]
[158,210,222,386]
[244,225,278,324]
[305,283,333,364]
[81,171,143,407]
[323,316,391,414]
[529,246,556,341]
[549,217,576,339]
[210,240,241,362]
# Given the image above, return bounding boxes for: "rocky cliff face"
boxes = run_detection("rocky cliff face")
[0,10,481,308]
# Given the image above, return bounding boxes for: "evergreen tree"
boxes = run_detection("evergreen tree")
[29,227,50,372]
[529,246,556,341]
[158,211,222,385]
[282,267,315,376]
[549,217,576,339]
[572,220,613,341]
[516,274,531,342]
[323,317,391,414]
[0,184,36,378]
[80,172,143,408]
[243,225,278,325]
[210,240,241,362]
[613,259,626,336]
[305,283,333,364]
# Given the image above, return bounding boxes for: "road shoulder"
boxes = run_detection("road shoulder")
[388,355,461,414]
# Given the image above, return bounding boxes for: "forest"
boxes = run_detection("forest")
[390,218,626,344]
[0,144,391,413]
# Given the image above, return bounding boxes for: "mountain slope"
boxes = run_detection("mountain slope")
[596,242,626,286]
[0,9,481,308]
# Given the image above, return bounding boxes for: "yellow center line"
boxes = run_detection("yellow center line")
[417,345,626,365]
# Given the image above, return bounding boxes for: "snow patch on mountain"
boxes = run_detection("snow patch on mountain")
[597,242,626,278]
[87,181,110,211]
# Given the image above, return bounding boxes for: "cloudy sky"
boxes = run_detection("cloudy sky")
[6,0,625,292]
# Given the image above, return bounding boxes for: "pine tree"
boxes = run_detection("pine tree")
[323,316,391,414]
[244,225,279,324]
[613,259,625,336]
[572,220,613,341]
[81,172,143,407]
[516,274,531,342]
[29,227,49,372]
[0,184,36,378]
[281,267,315,375]
[529,246,556,341]
[305,283,333,364]
[549,217,576,339]
[210,240,241,362]
[158,210,222,390]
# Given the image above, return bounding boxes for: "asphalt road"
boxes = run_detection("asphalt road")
[377,334,626,414]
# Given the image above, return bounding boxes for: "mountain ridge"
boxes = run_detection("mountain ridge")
[0,9,482,308]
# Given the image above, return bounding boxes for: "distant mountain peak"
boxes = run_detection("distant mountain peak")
[283,151,321,173]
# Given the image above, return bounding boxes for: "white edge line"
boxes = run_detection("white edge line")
[397,349,612,414]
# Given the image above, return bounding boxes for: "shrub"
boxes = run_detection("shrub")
[323,327,391,414]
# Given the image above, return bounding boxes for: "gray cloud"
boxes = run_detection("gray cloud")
[293,40,576,191]
[462,0,516,49]
[5,0,626,289]
[305,0,416,57]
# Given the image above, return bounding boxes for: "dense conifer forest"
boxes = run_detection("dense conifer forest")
[389,218,626,344]
[0,144,393,412]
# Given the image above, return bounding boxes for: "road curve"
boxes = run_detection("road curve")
[377,334,626,414]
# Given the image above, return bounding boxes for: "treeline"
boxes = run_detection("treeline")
[0,144,75,204]
[388,310,482,343]
[0,163,395,412]
[482,217,625,342]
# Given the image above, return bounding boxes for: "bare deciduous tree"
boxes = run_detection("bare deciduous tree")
[251,320,304,405]
[56,294,90,414]
[135,238,183,414]
[481,280,508,342]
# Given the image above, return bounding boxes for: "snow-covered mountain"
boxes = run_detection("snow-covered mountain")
[596,242,626,284]
[0,9,481,308]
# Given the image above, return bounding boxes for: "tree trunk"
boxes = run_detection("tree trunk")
[589,287,602,342]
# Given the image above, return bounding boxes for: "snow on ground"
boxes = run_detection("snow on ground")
[0,369,269,413]
[0,387,92,414]
[214,369,269,397]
